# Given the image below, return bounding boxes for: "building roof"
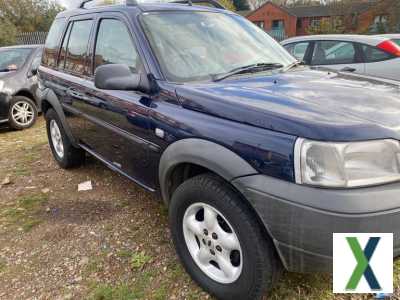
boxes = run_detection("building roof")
[286,1,377,18]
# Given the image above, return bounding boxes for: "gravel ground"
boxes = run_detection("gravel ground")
[0,117,399,300]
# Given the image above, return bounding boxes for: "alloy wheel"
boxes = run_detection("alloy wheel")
[11,101,35,127]
[50,120,64,159]
[182,202,243,284]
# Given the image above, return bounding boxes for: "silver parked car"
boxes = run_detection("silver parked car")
[281,34,400,81]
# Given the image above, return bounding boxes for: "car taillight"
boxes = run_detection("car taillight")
[377,40,400,57]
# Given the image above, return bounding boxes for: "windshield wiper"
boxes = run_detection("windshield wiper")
[212,63,284,82]
[284,61,304,71]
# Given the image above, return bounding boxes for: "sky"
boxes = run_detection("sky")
[56,0,82,9]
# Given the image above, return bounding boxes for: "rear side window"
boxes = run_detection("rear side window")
[64,20,93,74]
[42,18,66,68]
[311,41,356,65]
[94,19,139,71]
[361,44,393,63]
[58,23,73,68]
[284,42,309,61]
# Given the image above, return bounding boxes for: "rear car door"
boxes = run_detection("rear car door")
[361,42,400,81]
[310,40,365,74]
[53,16,95,141]
[72,14,158,190]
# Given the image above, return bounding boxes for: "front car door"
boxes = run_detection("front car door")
[283,41,312,63]
[73,14,158,190]
[309,40,365,74]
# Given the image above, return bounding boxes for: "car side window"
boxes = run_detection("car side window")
[311,41,356,65]
[94,19,140,72]
[64,19,93,74]
[362,44,393,63]
[58,22,72,69]
[42,18,66,68]
[284,42,309,61]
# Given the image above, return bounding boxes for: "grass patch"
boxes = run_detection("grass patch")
[130,252,152,270]
[84,257,105,276]
[88,283,138,300]
[152,285,168,300]
[0,260,6,273]
[116,249,132,259]
[0,193,47,232]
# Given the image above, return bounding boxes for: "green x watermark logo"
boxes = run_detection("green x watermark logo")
[346,237,381,290]
[333,233,393,294]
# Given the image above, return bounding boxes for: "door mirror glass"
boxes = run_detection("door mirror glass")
[94,64,141,91]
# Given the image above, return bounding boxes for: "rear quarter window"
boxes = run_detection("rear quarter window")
[42,18,66,68]
[284,42,309,61]
[361,44,394,63]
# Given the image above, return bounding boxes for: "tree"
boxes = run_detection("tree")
[0,19,17,46]
[219,0,236,11]
[232,0,249,11]
[0,0,64,33]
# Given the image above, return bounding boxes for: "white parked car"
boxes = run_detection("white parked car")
[281,34,400,81]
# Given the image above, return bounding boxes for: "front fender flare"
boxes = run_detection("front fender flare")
[159,138,258,205]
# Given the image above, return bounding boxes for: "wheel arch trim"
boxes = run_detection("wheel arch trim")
[41,88,78,147]
[159,138,258,206]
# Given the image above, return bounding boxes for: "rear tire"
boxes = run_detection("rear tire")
[45,108,85,169]
[8,96,38,130]
[169,174,281,300]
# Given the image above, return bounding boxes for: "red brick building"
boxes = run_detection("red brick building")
[245,0,398,39]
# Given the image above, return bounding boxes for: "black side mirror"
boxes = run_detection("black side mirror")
[95,64,143,91]
[31,68,38,76]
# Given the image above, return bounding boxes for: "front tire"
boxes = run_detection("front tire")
[169,174,281,300]
[45,108,85,169]
[8,96,38,130]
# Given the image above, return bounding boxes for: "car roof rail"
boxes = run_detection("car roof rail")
[79,0,137,8]
[172,0,225,9]
[79,0,225,9]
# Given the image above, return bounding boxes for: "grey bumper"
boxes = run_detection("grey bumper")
[232,175,400,273]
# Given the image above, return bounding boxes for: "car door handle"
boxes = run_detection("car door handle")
[341,67,356,73]
[67,89,87,101]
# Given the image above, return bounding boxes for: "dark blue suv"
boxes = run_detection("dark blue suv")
[39,1,400,299]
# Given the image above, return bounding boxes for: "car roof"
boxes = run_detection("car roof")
[0,44,43,50]
[375,34,400,39]
[56,2,232,19]
[281,34,388,46]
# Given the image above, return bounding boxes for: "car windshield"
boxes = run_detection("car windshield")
[0,48,33,71]
[393,39,400,47]
[141,11,296,82]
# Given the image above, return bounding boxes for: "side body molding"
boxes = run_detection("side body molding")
[41,88,79,147]
[159,138,258,205]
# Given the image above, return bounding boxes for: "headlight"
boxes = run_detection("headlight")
[294,138,400,188]
[0,81,4,92]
